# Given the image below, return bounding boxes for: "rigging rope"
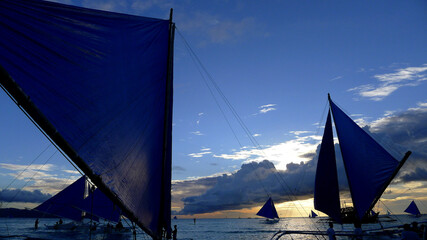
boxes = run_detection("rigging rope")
[177,28,325,239]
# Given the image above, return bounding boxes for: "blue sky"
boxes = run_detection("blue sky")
[0,0,426,218]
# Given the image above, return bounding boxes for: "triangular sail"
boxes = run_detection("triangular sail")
[311,210,318,218]
[75,188,121,223]
[256,197,279,219]
[314,111,342,222]
[404,201,420,216]
[35,176,85,221]
[329,97,403,220]
[0,1,173,238]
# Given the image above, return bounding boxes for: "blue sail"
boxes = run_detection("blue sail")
[35,176,85,221]
[76,188,121,223]
[0,0,173,238]
[256,197,279,219]
[404,201,420,216]
[329,98,400,220]
[314,111,342,223]
[311,210,318,218]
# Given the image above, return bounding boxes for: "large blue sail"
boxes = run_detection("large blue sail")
[314,111,342,222]
[256,197,279,219]
[0,0,173,238]
[76,188,121,223]
[329,98,400,220]
[35,176,85,221]
[404,200,420,216]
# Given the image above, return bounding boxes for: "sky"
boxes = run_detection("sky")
[0,0,426,219]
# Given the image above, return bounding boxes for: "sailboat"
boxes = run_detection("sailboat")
[35,176,88,230]
[271,95,413,239]
[309,210,318,218]
[0,0,174,239]
[404,200,421,217]
[313,94,411,224]
[256,197,280,224]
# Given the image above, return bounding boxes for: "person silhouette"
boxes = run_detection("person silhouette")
[34,218,39,230]
[327,222,336,240]
[172,225,177,240]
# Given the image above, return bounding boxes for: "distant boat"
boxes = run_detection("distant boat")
[0,1,175,239]
[309,210,318,218]
[404,200,421,217]
[256,197,280,224]
[313,94,411,224]
[35,176,88,228]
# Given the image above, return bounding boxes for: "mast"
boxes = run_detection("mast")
[158,8,175,240]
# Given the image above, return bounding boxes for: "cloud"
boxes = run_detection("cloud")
[399,168,427,182]
[257,104,277,114]
[0,163,54,172]
[214,134,320,170]
[191,131,204,136]
[0,189,52,203]
[330,76,343,81]
[173,166,186,172]
[252,133,261,137]
[188,148,212,158]
[348,64,427,101]
[178,11,257,45]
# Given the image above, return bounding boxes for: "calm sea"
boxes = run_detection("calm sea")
[0,215,425,240]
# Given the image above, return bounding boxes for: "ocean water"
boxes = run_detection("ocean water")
[0,215,425,240]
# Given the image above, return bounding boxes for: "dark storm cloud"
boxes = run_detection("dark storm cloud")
[0,189,51,203]
[399,168,427,182]
[175,106,427,215]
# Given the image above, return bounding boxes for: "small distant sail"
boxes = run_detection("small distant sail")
[35,176,86,221]
[387,210,391,216]
[75,188,121,223]
[314,111,342,223]
[256,197,279,219]
[404,201,421,216]
[310,210,318,218]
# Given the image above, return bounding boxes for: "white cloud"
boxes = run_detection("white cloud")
[252,133,261,137]
[213,135,320,170]
[0,163,54,172]
[259,104,276,108]
[198,112,204,116]
[330,76,343,81]
[259,107,276,113]
[188,147,212,158]
[257,103,277,114]
[289,131,312,136]
[349,64,427,101]
[191,131,204,136]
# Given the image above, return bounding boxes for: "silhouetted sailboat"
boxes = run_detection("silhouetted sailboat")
[314,94,411,224]
[35,176,87,230]
[404,200,421,217]
[309,210,318,218]
[0,1,174,239]
[256,197,280,223]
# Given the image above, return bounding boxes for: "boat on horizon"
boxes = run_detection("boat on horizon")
[404,200,421,218]
[0,0,174,239]
[309,210,318,218]
[256,197,280,224]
